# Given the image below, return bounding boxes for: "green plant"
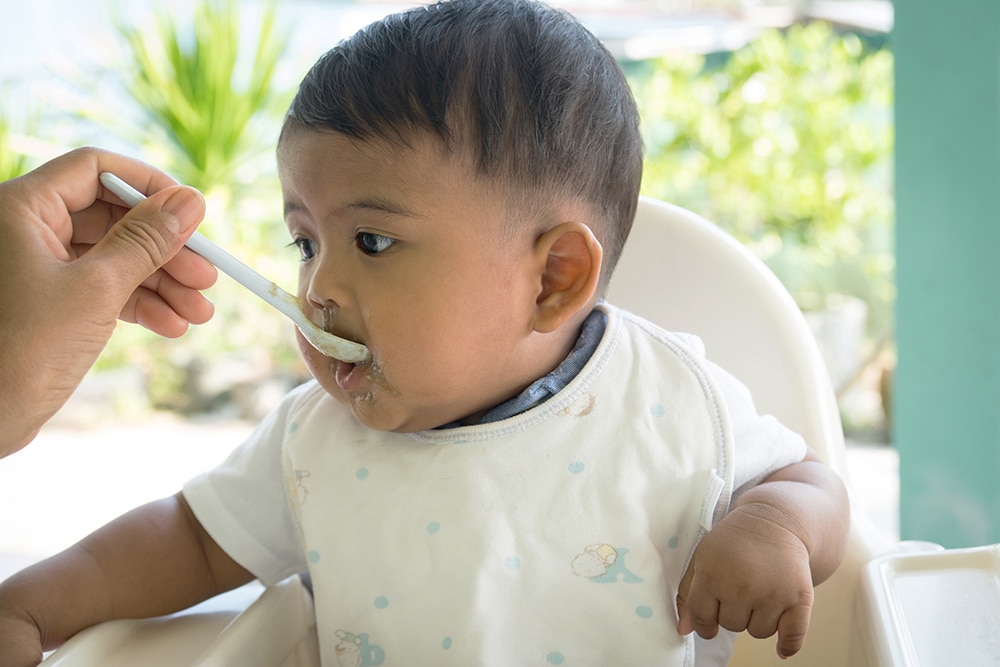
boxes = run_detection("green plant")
[631,23,894,334]
[90,0,303,412]
[114,0,287,192]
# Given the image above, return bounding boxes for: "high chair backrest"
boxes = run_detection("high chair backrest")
[607,196,886,666]
[607,197,848,477]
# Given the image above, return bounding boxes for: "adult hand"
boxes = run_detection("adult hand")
[0,147,217,457]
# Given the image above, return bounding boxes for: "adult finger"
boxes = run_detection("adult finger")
[19,147,178,215]
[120,270,216,337]
[82,185,205,301]
[72,234,217,291]
[160,247,219,291]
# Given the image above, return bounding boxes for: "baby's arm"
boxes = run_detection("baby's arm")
[0,492,253,667]
[675,449,849,659]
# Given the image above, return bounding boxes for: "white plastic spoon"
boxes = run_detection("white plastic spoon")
[100,172,371,364]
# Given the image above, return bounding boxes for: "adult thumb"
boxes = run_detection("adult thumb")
[90,185,206,289]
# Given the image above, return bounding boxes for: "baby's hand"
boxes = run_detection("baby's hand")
[675,502,814,659]
[0,606,44,667]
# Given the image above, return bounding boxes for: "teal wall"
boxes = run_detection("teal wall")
[894,0,1000,546]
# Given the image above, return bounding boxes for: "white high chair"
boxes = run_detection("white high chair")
[609,197,892,666]
[39,197,997,666]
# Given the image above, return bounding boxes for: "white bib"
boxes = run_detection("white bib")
[283,307,735,666]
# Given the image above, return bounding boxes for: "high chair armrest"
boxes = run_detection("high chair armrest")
[40,577,318,667]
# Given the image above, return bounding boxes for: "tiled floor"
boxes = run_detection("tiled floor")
[0,416,900,580]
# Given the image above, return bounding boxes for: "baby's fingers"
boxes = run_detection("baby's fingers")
[675,572,721,640]
[775,604,811,659]
[676,567,695,636]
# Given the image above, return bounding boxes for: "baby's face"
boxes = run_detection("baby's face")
[278,128,546,432]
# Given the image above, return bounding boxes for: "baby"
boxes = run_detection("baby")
[0,1,849,665]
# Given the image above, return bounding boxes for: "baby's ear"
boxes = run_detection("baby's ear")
[532,222,603,333]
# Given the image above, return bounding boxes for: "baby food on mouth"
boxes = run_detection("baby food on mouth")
[335,361,375,404]
[365,358,393,391]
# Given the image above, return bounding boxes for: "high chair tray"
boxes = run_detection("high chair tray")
[859,543,1000,667]
[39,577,319,667]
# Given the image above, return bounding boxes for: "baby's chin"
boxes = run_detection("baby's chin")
[316,380,409,431]
[342,400,431,433]
[310,363,492,432]
[336,394,472,433]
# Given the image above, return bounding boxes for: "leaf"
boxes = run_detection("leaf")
[111,0,290,195]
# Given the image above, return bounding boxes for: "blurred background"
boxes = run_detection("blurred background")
[0,0,897,569]
[0,0,895,433]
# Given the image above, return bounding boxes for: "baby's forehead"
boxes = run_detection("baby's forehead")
[276,123,604,235]
[279,121,462,161]
[277,126,517,211]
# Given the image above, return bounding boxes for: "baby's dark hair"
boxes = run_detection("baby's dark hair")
[283,0,643,287]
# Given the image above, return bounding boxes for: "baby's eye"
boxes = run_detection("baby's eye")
[355,231,395,255]
[292,237,318,262]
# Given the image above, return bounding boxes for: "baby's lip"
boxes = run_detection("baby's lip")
[334,359,367,392]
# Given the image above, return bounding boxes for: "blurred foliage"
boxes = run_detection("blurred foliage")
[631,22,894,338]
[0,103,38,182]
[114,0,289,196]
[4,5,894,415]
[91,0,305,412]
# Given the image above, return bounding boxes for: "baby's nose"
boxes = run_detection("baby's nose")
[305,258,351,312]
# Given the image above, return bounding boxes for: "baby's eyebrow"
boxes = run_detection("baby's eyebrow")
[283,200,308,219]
[282,196,427,221]
[349,196,426,219]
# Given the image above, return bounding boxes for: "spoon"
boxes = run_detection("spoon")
[99,172,371,364]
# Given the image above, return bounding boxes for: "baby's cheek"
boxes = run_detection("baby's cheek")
[296,335,328,379]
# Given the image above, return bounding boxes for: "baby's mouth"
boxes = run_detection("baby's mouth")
[334,360,364,392]
[331,354,397,399]
[315,307,394,395]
